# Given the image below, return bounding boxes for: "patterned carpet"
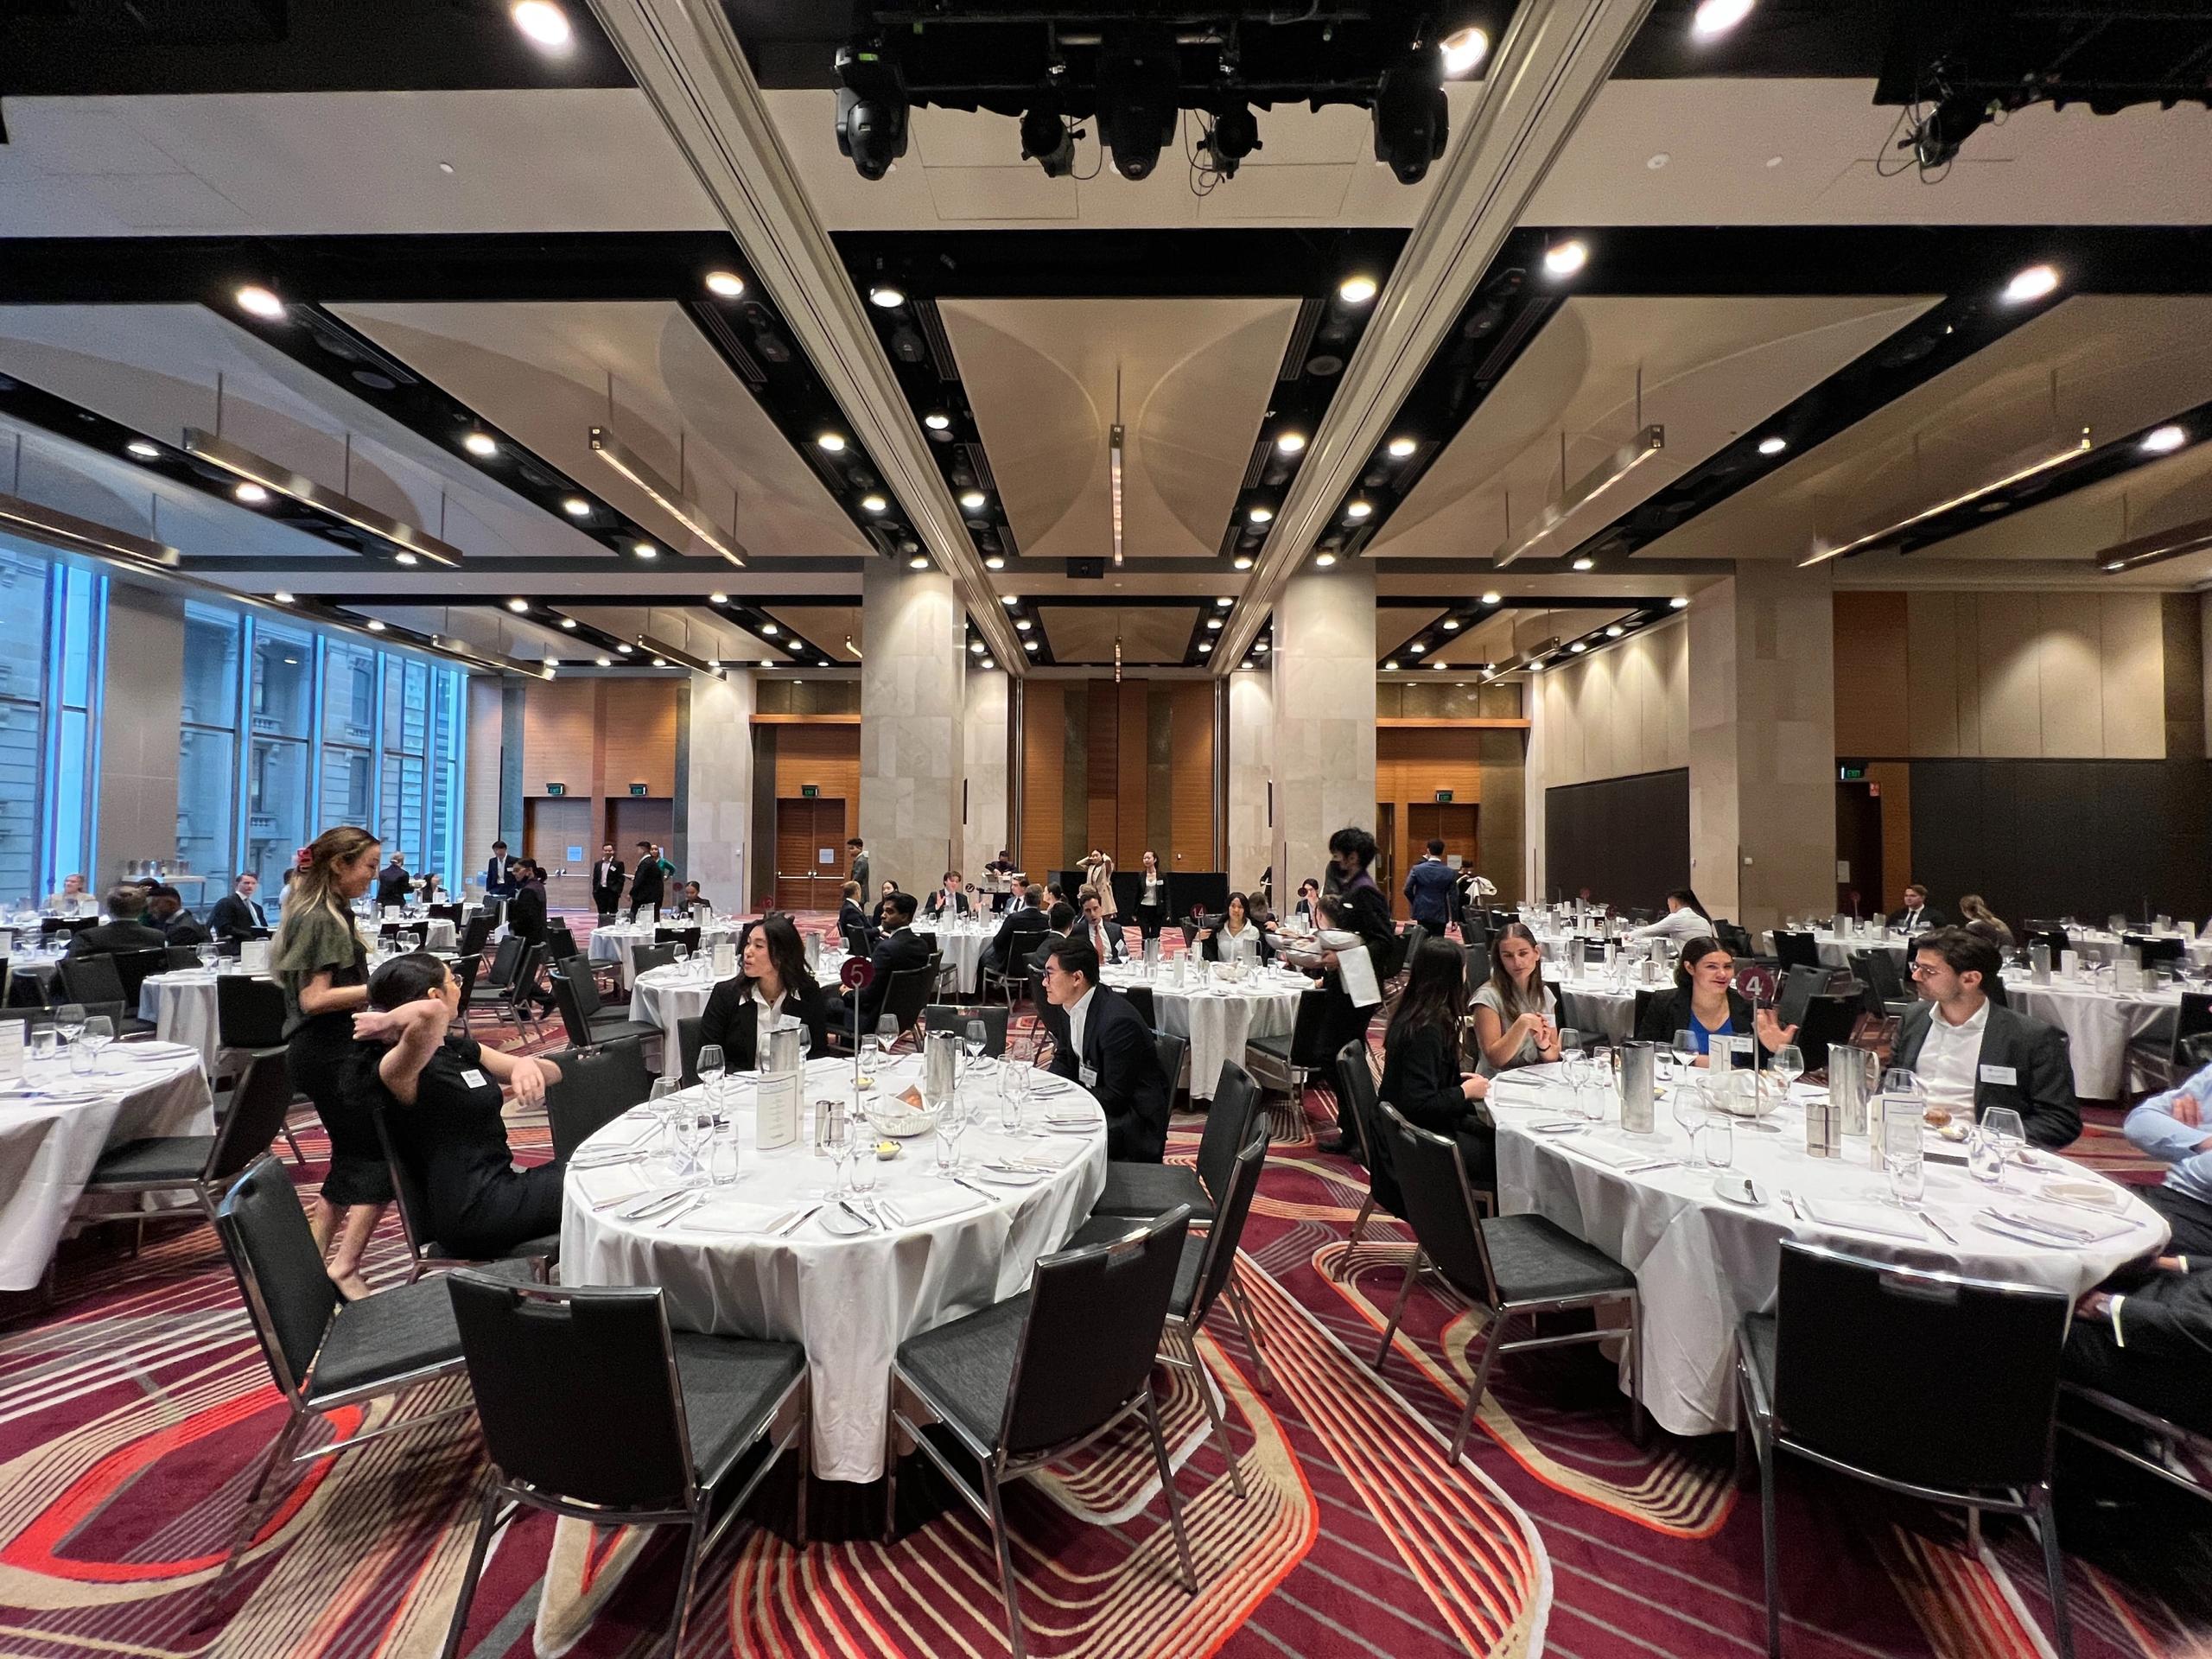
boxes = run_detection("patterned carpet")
[2,918,2209,1657]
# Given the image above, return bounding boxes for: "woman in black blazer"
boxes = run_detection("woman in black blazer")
[1633,934,1796,1064]
[1376,938,1495,1185]
[698,912,830,1071]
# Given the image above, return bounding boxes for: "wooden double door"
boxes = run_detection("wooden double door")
[775,797,849,913]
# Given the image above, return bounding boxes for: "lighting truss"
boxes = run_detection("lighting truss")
[1799,429,2093,567]
[1496,426,1665,569]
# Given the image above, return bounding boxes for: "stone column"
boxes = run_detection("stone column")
[859,561,964,896]
[1688,562,1837,934]
[685,669,755,906]
[962,666,1009,876]
[94,582,182,886]
[1270,563,1377,897]
[1227,670,1274,895]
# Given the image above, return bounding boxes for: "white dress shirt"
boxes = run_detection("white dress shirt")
[1215,922,1263,965]
[750,984,788,1065]
[1065,985,1097,1063]
[1089,919,1117,962]
[1898,906,1928,932]
[1916,997,1990,1111]
[1630,906,1711,944]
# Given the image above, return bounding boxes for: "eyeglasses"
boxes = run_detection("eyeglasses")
[1907,961,1943,978]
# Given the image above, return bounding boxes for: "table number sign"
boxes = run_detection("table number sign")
[712,942,737,978]
[240,939,270,973]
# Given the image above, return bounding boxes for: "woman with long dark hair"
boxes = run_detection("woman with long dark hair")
[698,912,830,1070]
[1198,890,1272,966]
[270,825,387,1298]
[1635,935,1796,1062]
[1629,887,1711,944]
[1470,921,1563,1077]
[1380,938,1496,1180]
[1135,849,1166,940]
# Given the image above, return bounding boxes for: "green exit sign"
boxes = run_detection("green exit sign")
[1433,790,1453,804]
[801,784,819,798]
[1838,765,1867,782]
[544,782,566,796]
[629,783,649,798]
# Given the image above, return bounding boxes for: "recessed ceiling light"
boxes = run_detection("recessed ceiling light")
[709,591,728,604]
[1431,659,1446,670]
[438,162,455,175]
[1570,640,1588,653]
[1248,505,1274,524]
[981,658,995,669]
[1409,642,1426,653]
[1345,500,1373,520]
[1015,619,1033,631]
[1571,556,1595,571]
[985,555,1005,569]
[395,551,418,566]
[1205,618,1223,630]
[273,591,294,603]
[506,598,529,613]
[1216,595,1233,607]
[2004,264,2060,303]
[633,542,657,558]
[760,658,773,668]
[959,490,987,510]
[1647,152,1670,170]
[1606,625,1624,638]
[1691,0,1756,37]
[1233,555,1253,569]
[762,623,779,635]
[1670,595,1690,608]
[1382,659,1398,671]
[1338,274,1379,305]
[869,284,906,308]
[1481,590,1502,605]
[1243,661,1257,671]
[1386,436,1417,459]
[1200,642,1214,653]
[651,657,669,668]
[1314,551,1338,567]
[560,617,577,629]
[1765,154,1783,168]
[1254,642,1268,652]
[861,493,888,512]
[234,285,285,320]
[1758,435,1788,456]
[2141,424,2189,454]
[1022,638,1039,652]
[599,656,614,667]
[562,496,591,517]
[1275,432,1307,454]
[1543,239,1590,277]
[704,270,745,298]
[462,432,498,457]
[924,411,951,431]
[909,555,931,569]
[511,1,571,47]
[1000,595,1018,607]
[817,433,847,452]
[1440,25,1489,76]
[969,640,985,654]
[616,643,633,653]
[1442,619,1460,630]
[365,619,386,632]
[233,481,269,505]
[125,439,161,461]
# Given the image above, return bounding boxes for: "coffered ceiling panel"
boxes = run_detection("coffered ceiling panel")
[765,606,863,661]
[1034,605,1201,664]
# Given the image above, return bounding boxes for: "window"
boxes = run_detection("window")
[0,550,52,905]
[177,602,240,891]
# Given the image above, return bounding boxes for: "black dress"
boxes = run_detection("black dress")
[275,909,391,1207]
[356,1033,561,1256]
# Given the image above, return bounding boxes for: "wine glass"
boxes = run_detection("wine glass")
[647,1076,683,1169]
[1672,1067,1707,1166]
[936,1089,970,1174]
[197,943,219,971]
[822,1100,852,1196]
[1557,1027,1583,1063]
[696,1043,726,1092]
[1671,1027,1700,1081]
[1981,1106,2028,1180]
[54,1003,86,1055]
[964,1019,988,1084]
[80,1014,114,1071]
[1768,1044,1803,1098]
[676,1103,715,1189]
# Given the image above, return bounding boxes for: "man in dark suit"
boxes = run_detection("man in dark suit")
[1039,938,1168,1162]
[841,890,929,1031]
[1077,886,1127,965]
[982,883,1046,977]
[506,861,555,1014]
[145,886,211,948]
[627,838,665,921]
[837,880,879,955]
[1027,901,1075,982]
[1887,882,1946,933]
[1894,927,2078,1148]
[2067,1260,2212,1438]
[375,851,412,911]
[922,870,972,920]
[207,873,269,940]
[484,840,518,902]
[847,837,869,901]
[590,842,625,917]
[63,887,168,959]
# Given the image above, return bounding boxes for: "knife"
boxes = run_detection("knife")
[1920,1209,1962,1244]
[651,1192,707,1230]
[770,1203,824,1236]
[613,1187,690,1220]
[837,1198,880,1231]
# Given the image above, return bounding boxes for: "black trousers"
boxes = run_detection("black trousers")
[443,1163,564,1258]
[2142,1185,2212,1262]
[2063,1312,2212,1439]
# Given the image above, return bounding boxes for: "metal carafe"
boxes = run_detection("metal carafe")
[923,1029,959,1104]
[2030,941,2051,984]
[765,1018,802,1077]
[1143,935,1160,969]
[1827,1044,1878,1135]
[1618,1042,1656,1134]
[804,930,822,970]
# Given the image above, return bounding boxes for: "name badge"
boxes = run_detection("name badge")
[1078,1062,1099,1090]
[1980,1064,2018,1086]
[461,1068,490,1090]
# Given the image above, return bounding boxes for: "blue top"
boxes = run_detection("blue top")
[1688,1013,1734,1056]
[2126,1060,2212,1210]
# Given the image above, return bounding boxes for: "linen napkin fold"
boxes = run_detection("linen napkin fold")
[572,1164,652,1210]
[1986,1205,2132,1245]
[666,1198,791,1236]
[1796,1196,1929,1242]
[1561,1139,1665,1169]
[892,1185,990,1224]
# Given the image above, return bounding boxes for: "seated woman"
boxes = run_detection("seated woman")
[1197,890,1272,966]
[1959,893,2015,953]
[1470,923,1564,1077]
[1378,938,1496,1185]
[698,912,830,1071]
[1634,934,1796,1064]
[351,951,563,1259]
[1627,887,1712,944]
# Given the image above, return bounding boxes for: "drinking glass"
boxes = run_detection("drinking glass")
[999,1063,1026,1132]
[856,1034,881,1096]
[1768,1045,1803,1098]
[29,1025,57,1068]
[822,1102,852,1195]
[964,1020,988,1081]
[54,1003,86,1052]
[696,1044,726,1093]
[1981,1106,2028,1178]
[1573,1071,1607,1124]
[1702,1109,1735,1169]
[676,1106,715,1188]
[708,1113,741,1186]
[647,1076,683,1167]
[1966,1126,2005,1185]
[197,944,219,971]
[1672,1071,1706,1166]
[936,1090,969,1173]
[1558,1027,1583,1062]
[846,1129,877,1197]
[1886,1144,1927,1210]
[80,1015,114,1071]
[1671,1027,1700,1081]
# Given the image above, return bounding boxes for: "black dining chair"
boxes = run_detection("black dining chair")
[549,964,660,1055]
[1772,931,1821,973]
[214,973,307,1163]
[366,1096,556,1284]
[437,1272,809,1659]
[163,944,203,973]
[1153,1028,1188,1102]
[628,943,679,980]
[1245,988,1339,1138]
[55,954,157,1034]
[886,1207,1200,1659]
[1090,1058,1256,1230]
[1738,1241,2075,1658]
[543,1041,658,1163]
[880,965,933,1042]
[922,1002,1009,1058]
[1333,1039,1402,1243]
[80,1050,300,1238]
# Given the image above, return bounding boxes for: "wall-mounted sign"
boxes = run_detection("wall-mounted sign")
[817,848,836,865]
[1838,765,1868,782]
[1433,789,1454,804]
[801,784,819,798]
[567,846,584,862]
[629,783,649,797]
[545,782,566,796]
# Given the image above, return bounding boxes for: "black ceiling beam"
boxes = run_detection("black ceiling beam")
[832,228,1409,301]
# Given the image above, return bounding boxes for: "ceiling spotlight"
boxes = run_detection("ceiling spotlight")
[1481,590,1502,604]
[125,439,161,461]
[1019,101,1077,178]
[1430,659,1447,670]
[1758,435,1788,456]
[365,619,387,632]
[463,432,498,458]
[970,640,985,654]
[1569,640,1588,654]
[763,623,779,635]
[924,411,951,431]
[861,493,888,512]
[1203,103,1263,179]
[1440,26,1490,76]
[817,433,847,452]
[1543,239,1590,277]
[395,552,418,566]
[959,490,988,510]
[760,658,772,668]
[600,657,615,668]
[1691,0,1756,38]
[2004,264,2060,303]
[233,481,269,505]
[652,658,669,668]
[560,617,577,629]
[1022,638,1039,652]
[1670,595,1690,608]
[510,1,572,48]
[834,41,910,181]
[506,598,529,613]
[1387,435,1417,458]
[1409,642,1426,653]
[234,285,285,320]
[1015,619,1033,631]
[1371,52,1448,184]
[1096,25,1179,181]
[1275,432,1307,454]
[562,496,591,517]
[1000,595,1018,607]
[1442,619,1460,630]
[1205,618,1223,631]
[1605,625,1624,637]
[1338,274,1380,305]
[981,658,995,670]
[1345,500,1373,520]
[1248,505,1274,524]
[909,555,931,569]
[1255,642,1268,653]
[1216,596,1233,607]
[1383,659,1398,671]
[616,643,633,653]
[985,555,1006,569]
[1200,642,1214,654]
[709,591,728,604]
[2141,424,2189,454]
[273,591,294,604]
[1315,551,1338,567]
[1233,555,1254,569]
[1571,556,1595,571]
[868,283,906,308]
[704,270,746,298]
[633,542,657,558]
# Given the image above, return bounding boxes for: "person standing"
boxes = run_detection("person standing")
[270,827,389,1300]
[483,840,518,903]
[627,838,665,921]
[589,842,626,918]
[1134,850,1167,940]
[1402,838,1455,930]
[374,850,411,911]
[847,837,870,900]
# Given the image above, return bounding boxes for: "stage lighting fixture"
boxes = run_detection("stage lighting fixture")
[835,42,909,182]
[1020,100,1077,178]
[1096,27,1179,182]
[1371,55,1448,185]
[1205,104,1262,178]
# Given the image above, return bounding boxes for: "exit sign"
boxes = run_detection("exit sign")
[629,783,649,798]
[1433,790,1453,804]
[1838,765,1867,782]
[544,782,566,796]
[801,784,819,798]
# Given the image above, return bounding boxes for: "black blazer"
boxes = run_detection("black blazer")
[1377,1022,1494,1184]
[1045,987,1170,1162]
[985,904,1046,969]
[922,887,971,918]
[1887,904,1948,931]
[63,918,168,958]
[1635,985,1762,1058]
[849,925,931,1029]
[159,912,213,949]
[507,884,548,944]
[838,900,879,952]
[1893,999,2079,1149]
[591,858,626,904]
[1075,917,1128,965]
[1028,928,1069,982]
[374,865,412,909]
[628,859,665,912]
[484,855,517,899]
[207,893,269,938]
[698,975,831,1071]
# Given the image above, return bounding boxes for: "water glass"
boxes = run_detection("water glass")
[28,1025,56,1068]
[1981,1106,2028,1176]
[1768,1045,1803,1098]
[80,1014,114,1071]
[677,1107,715,1188]
[1886,1144,1927,1209]
[1672,1074,1706,1166]
[708,1115,741,1186]
[1702,1110,1736,1169]
[999,1063,1026,1132]
[846,1132,877,1197]
[935,1091,969,1173]
[1966,1127,2005,1186]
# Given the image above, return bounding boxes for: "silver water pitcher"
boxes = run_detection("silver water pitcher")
[2030,940,2051,984]
[1827,1044,1878,1136]
[923,1029,959,1104]
[765,1017,803,1077]
[804,930,822,971]
[1618,1041,1657,1134]
[1143,935,1160,969]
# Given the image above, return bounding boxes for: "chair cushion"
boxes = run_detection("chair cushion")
[1478,1213,1636,1305]
[1246,1033,1292,1062]
[1091,1161,1212,1224]
[894,1294,1030,1449]
[88,1135,215,1185]
[1064,1216,1205,1317]
[308,1277,465,1402]
[668,1332,807,1481]
[501,1233,562,1262]
[581,1020,661,1046]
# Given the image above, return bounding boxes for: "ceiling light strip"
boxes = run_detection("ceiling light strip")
[1109,423,1125,568]
[2093,511,2212,575]
[588,426,747,566]
[0,493,180,569]
[1798,428,2092,567]
[634,631,726,677]
[1494,423,1664,568]
[181,428,464,567]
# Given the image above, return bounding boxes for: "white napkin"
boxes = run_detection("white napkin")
[988,1136,1087,1167]
[1986,1205,2133,1245]
[1797,1197,1929,1241]
[893,1185,990,1224]
[1030,1076,1075,1097]
[665,1198,790,1236]
[572,1164,652,1209]
[2038,1178,2129,1214]
[1561,1139,1661,1168]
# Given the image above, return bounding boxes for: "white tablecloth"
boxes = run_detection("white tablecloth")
[629,963,847,1078]
[1761,931,1908,970]
[1103,962,1304,1100]
[1553,975,1643,1044]
[139,970,227,1073]
[0,1046,214,1290]
[588,921,741,989]
[2002,973,2181,1099]
[913,918,989,995]
[1488,1063,2165,1436]
[560,1053,1108,1480]
[373,917,457,952]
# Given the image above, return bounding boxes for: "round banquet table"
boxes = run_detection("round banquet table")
[1486,1061,2167,1438]
[588,920,741,988]
[559,1052,1109,1480]
[1999,971,2182,1099]
[629,961,849,1077]
[912,917,988,995]
[1551,974,1644,1045]
[138,969,229,1073]
[372,916,457,952]
[0,1044,213,1290]
[1101,959,1304,1100]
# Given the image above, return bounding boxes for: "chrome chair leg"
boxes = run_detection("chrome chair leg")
[664,1514,704,1659]
[1373,1249,1425,1368]
[1224,1271,1274,1395]
[1348,1193,1375,1244]
[983,1466,1028,1659]
[2031,1485,2075,1659]
[1452,1309,1507,1462]
[1174,1324,1247,1500]
[1142,1387,1200,1596]
[438,1482,503,1659]
[1756,1428,1781,1658]
[201,1408,308,1612]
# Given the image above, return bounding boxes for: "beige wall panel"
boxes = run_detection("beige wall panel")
[1953,593,1983,754]
[1903,591,1961,758]
[2036,593,2105,757]
[1535,616,1688,789]
[1974,591,2045,757]
[1832,591,1909,754]
[2098,594,2165,760]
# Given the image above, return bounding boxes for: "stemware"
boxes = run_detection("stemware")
[696,1043,726,1092]
[1672,1067,1707,1165]
[822,1101,852,1196]
[1768,1044,1804,1097]
[936,1090,970,1173]
[197,944,219,971]
[54,1002,87,1052]
[1981,1106,2028,1179]
[964,1019,988,1080]
[1671,1027,1700,1082]
[647,1076,683,1166]
[675,1103,715,1189]
[80,1014,114,1071]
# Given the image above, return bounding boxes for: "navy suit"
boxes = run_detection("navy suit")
[1043,987,1169,1162]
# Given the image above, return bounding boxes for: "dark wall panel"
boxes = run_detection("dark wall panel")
[1545,769,1690,913]
[1906,760,2212,928]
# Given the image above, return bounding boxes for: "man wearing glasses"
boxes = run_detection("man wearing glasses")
[1893,926,2079,1148]
[1038,938,1168,1162]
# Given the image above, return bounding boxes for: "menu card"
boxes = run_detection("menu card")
[0,1020,22,1081]
[0,928,12,958]
[241,939,270,973]
[1337,944,1382,1010]
[713,942,737,978]
[755,1072,799,1150]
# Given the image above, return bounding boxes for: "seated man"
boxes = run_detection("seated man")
[1892,926,2078,1148]
[63,886,169,958]
[2068,1259,2212,1439]
[207,872,270,939]
[836,880,878,954]
[1887,881,1946,933]
[922,869,971,919]
[1037,938,1168,1162]
[146,885,212,948]
[1027,900,1076,982]
[840,890,929,1032]
[1076,884,1128,966]
[2124,1058,2212,1259]
[982,883,1046,976]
